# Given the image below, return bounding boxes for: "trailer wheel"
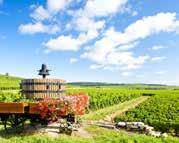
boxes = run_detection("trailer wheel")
[7,114,27,130]
[66,114,75,123]
[0,114,9,131]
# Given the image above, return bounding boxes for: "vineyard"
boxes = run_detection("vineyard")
[0,91,21,102]
[0,75,178,142]
[114,91,179,136]
[68,88,143,110]
[0,74,22,90]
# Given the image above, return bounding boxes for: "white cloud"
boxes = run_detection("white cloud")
[81,12,179,71]
[119,12,179,45]
[151,56,166,62]
[47,0,73,13]
[151,45,166,50]
[30,0,74,21]
[64,0,129,47]
[63,16,105,50]
[30,6,51,21]
[69,58,78,64]
[82,49,149,71]
[44,35,81,51]
[74,16,105,32]
[20,0,75,35]
[81,0,128,18]
[45,29,100,52]
[67,0,128,37]
[67,14,105,46]
[19,22,60,34]
[22,0,68,35]
[120,4,138,17]
[78,30,99,43]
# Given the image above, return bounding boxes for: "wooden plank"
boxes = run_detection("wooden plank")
[0,102,28,113]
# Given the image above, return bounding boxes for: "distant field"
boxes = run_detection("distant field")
[67,82,179,90]
[0,74,22,90]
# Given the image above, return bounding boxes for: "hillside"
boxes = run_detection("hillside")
[67,82,178,90]
[0,74,22,90]
[0,74,178,90]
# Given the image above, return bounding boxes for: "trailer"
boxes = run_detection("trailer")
[0,65,89,131]
[0,101,80,131]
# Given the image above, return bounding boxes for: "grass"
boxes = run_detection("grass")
[0,126,178,143]
[87,126,179,143]
[82,96,148,120]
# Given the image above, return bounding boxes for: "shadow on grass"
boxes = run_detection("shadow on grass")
[0,124,39,139]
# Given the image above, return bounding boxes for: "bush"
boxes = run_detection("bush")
[35,93,89,124]
[0,91,21,102]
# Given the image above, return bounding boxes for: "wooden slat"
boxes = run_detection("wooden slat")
[0,103,28,113]
[21,78,66,99]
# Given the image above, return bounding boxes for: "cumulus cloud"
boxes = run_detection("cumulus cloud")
[44,35,81,51]
[30,6,51,21]
[19,0,75,34]
[19,22,60,34]
[31,0,74,21]
[82,49,149,71]
[74,16,105,32]
[81,12,179,71]
[18,0,179,75]
[116,12,179,45]
[78,29,99,43]
[66,0,129,41]
[78,0,128,18]
[60,16,105,51]
[69,58,78,64]
[60,0,130,50]
[47,0,73,13]
[44,28,100,51]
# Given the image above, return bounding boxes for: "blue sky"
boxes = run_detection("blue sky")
[0,0,179,85]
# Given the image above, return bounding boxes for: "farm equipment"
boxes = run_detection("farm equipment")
[0,94,89,131]
[0,64,89,131]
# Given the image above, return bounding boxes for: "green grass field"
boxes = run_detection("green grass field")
[0,126,178,143]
